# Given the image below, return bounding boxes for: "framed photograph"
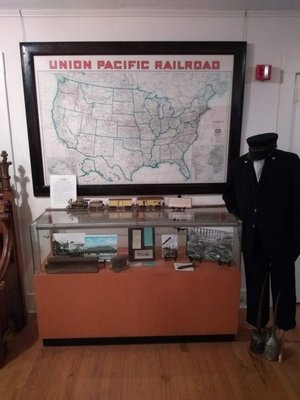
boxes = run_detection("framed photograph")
[20,41,246,197]
[52,232,117,261]
[161,234,178,260]
[186,226,234,265]
[128,227,155,262]
[84,234,118,261]
[52,232,85,256]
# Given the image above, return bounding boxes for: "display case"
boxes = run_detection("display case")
[30,206,242,343]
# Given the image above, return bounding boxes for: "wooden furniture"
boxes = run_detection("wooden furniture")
[31,206,242,344]
[0,151,26,367]
[35,263,241,342]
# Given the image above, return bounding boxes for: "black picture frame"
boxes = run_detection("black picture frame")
[20,41,246,197]
[128,227,155,262]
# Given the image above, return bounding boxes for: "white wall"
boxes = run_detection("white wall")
[1,8,300,311]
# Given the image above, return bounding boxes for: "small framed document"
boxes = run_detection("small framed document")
[128,227,155,262]
[50,175,77,209]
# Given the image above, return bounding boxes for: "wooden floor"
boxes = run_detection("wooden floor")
[0,307,299,400]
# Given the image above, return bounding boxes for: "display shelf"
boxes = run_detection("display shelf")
[30,206,242,342]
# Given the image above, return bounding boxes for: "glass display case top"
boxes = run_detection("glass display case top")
[32,206,240,230]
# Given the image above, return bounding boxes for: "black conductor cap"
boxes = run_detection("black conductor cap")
[247,133,278,160]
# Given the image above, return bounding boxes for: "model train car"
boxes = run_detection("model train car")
[67,198,89,210]
[108,198,133,208]
[168,197,192,209]
[89,200,104,211]
[136,196,165,208]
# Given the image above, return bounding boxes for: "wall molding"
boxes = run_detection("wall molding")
[246,9,300,17]
[0,9,245,18]
[1,8,300,18]
[0,9,20,16]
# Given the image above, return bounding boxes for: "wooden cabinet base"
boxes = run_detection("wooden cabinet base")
[35,262,241,341]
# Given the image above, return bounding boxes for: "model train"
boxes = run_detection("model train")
[67,196,192,211]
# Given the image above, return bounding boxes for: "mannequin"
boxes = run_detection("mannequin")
[223,133,300,359]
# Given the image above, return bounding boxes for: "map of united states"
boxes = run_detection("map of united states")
[50,75,219,183]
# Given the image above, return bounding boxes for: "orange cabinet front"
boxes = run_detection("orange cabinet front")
[34,262,241,340]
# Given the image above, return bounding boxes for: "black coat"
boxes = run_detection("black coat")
[222,149,300,261]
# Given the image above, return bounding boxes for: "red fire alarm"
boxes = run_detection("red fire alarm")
[256,64,272,81]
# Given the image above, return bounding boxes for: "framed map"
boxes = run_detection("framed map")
[20,41,246,197]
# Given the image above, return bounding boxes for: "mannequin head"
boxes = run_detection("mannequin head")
[246,133,278,161]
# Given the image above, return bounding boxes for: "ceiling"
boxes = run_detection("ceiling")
[0,0,300,10]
